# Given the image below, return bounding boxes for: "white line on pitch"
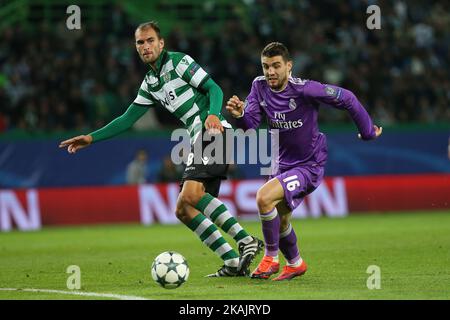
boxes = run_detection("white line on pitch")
[0,288,150,300]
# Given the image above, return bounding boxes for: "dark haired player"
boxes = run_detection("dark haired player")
[227,42,382,281]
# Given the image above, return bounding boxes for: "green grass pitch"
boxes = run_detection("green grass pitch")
[0,211,449,300]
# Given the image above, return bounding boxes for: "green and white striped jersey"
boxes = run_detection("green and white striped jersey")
[131,50,231,141]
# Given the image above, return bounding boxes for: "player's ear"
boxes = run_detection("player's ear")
[159,38,165,50]
[287,60,293,73]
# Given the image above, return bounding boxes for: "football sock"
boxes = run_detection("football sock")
[195,193,253,246]
[279,223,302,266]
[187,213,239,267]
[287,258,303,268]
[259,207,280,257]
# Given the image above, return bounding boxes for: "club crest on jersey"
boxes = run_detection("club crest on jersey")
[260,100,267,108]
[162,72,171,83]
[289,98,297,110]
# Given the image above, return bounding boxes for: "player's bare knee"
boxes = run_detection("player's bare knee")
[256,189,273,212]
[179,190,204,208]
[180,181,205,206]
[175,201,188,222]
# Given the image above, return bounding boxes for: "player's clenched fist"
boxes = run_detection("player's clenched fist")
[226,95,245,118]
[59,135,93,154]
[358,125,383,140]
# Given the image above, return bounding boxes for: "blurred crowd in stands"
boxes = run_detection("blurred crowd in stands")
[0,0,448,134]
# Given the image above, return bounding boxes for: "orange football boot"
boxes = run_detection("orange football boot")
[250,256,280,279]
[272,260,307,281]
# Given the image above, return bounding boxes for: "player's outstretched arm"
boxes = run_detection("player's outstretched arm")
[304,80,380,140]
[59,135,93,154]
[58,104,148,154]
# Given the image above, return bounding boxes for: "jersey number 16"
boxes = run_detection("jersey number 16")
[283,175,300,192]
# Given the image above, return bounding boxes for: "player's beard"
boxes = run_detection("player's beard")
[141,48,161,65]
[141,53,155,64]
[268,74,288,91]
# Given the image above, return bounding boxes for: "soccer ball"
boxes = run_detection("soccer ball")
[151,251,189,289]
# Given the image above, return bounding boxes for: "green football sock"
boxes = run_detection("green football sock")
[186,213,239,267]
[195,193,253,245]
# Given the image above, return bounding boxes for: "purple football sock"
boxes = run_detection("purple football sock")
[259,208,280,257]
[279,224,300,264]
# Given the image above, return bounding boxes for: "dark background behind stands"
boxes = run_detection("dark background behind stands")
[0,0,449,187]
[0,0,448,133]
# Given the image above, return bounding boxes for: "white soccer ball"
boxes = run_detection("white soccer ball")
[151,251,189,289]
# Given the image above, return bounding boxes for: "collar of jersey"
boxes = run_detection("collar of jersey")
[148,49,168,76]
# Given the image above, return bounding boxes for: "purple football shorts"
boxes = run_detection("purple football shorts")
[271,164,325,211]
